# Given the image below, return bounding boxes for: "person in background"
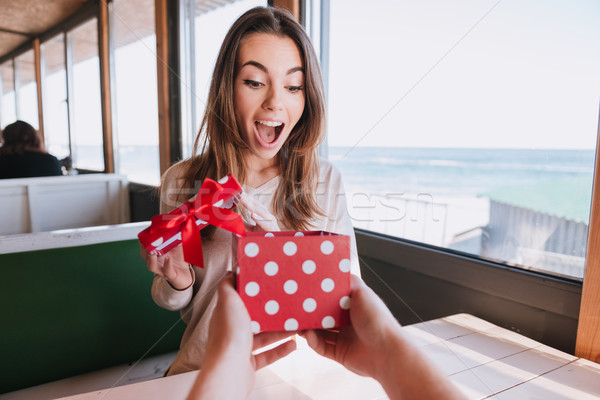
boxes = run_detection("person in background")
[186,274,466,400]
[0,120,62,179]
[141,6,358,376]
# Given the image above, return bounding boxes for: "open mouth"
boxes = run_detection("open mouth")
[255,120,284,146]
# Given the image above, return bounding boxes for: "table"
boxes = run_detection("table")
[51,313,600,399]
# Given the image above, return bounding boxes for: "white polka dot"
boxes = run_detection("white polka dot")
[151,237,164,247]
[284,318,299,331]
[284,280,298,294]
[213,199,224,208]
[250,321,260,333]
[218,176,229,184]
[264,261,278,276]
[321,278,335,293]
[245,282,260,297]
[236,267,240,275]
[322,316,335,329]
[265,300,279,315]
[245,242,259,257]
[303,298,317,313]
[320,240,334,255]
[302,260,316,274]
[294,232,304,237]
[264,232,275,237]
[283,241,297,255]
[339,296,351,310]
[339,258,351,273]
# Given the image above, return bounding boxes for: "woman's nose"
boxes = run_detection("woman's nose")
[263,86,284,111]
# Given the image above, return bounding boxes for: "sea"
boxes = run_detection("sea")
[328,146,595,223]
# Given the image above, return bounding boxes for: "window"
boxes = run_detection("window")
[180,0,267,158]
[111,0,160,184]
[326,0,600,280]
[69,18,104,171]
[14,49,39,129]
[41,34,70,159]
[1,50,40,131]
[0,60,16,129]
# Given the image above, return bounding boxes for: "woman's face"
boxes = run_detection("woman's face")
[234,33,305,166]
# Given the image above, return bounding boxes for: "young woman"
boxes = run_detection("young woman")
[141,6,359,376]
[0,120,62,179]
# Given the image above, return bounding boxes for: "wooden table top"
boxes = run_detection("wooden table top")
[46,313,600,399]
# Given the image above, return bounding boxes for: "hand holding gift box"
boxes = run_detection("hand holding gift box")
[234,231,352,332]
[138,175,246,267]
[139,175,351,332]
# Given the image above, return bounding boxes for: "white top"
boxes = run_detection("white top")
[151,158,359,375]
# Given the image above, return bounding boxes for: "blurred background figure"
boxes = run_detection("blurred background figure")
[59,155,77,175]
[0,120,63,179]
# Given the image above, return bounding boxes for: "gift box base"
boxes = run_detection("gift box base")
[234,231,352,332]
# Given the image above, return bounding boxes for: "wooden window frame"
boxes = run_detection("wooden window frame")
[576,121,600,363]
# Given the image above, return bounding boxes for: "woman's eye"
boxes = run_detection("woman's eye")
[287,86,304,93]
[243,80,263,88]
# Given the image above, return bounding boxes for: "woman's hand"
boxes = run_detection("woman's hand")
[303,275,466,400]
[302,275,397,379]
[140,244,193,290]
[186,274,296,400]
[239,192,279,232]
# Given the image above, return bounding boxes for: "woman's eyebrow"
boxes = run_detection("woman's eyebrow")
[242,60,267,72]
[286,66,304,75]
[241,61,304,75]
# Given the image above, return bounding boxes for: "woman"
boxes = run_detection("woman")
[0,120,62,179]
[141,6,359,375]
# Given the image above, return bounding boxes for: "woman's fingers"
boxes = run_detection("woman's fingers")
[144,253,163,276]
[141,242,192,288]
[239,193,279,231]
[253,339,297,370]
[140,241,167,277]
[139,243,150,261]
[252,212,279,231]
[304,329,338,361]
[253,331,295,351]
[162,255,176,281]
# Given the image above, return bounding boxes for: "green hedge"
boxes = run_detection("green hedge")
[0,239,185,394]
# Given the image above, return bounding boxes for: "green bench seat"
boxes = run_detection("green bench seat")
[0,233,185,394]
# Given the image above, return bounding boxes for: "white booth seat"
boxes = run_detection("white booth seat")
[0,174,130,235]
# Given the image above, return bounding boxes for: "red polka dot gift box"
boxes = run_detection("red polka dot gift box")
[234,231,352,332]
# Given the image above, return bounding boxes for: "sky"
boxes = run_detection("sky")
[327,0,600,149]
[5,0,600,152]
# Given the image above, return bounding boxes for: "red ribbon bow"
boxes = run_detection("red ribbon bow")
[147,177,245,268]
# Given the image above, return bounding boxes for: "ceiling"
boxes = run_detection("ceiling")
[0,0,89,60]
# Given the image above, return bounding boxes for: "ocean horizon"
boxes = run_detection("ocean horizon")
[328,146,594,223]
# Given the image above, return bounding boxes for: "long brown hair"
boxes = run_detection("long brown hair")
[179,6,326,232]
